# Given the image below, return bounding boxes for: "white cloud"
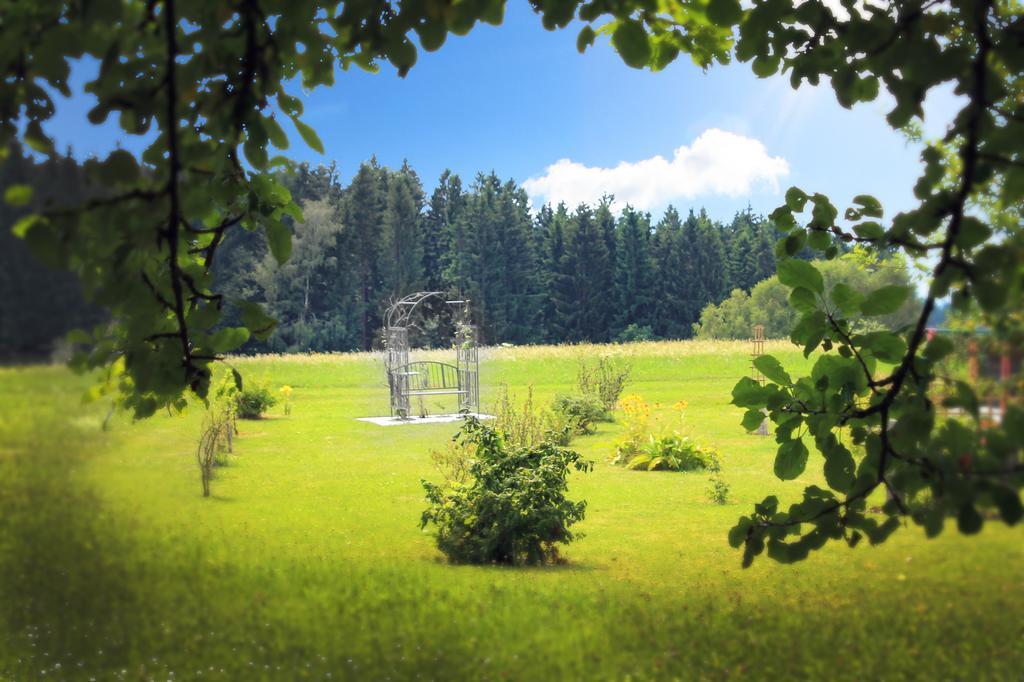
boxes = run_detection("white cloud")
[522,129,789,211]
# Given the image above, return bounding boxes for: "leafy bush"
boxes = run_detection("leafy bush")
[576,355,632,412]
[615,324,656,343]
[234,380,277,419]
[623,434,720,472]
[421,418,592,566]
[551,394,608,435]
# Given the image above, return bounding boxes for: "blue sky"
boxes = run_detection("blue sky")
[47,3,962,222]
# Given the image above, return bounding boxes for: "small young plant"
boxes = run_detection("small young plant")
[196,410,232,497]
[706,473,732,505]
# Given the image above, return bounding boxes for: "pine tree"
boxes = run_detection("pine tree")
[493,180,541,343]
[651,206,690,338]
[554,204,612,342]
[446,172,501,341]
[342,157,388,349]
[725,208,760,292]
[380,160,425,297]
[675,209,727,333]
[422,170,464,291]
[613,205,655,336]
[536,203,570,341]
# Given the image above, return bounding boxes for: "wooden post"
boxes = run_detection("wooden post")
[1000,344,1011,420]
[751,325,769,435]
[967,338,980,384]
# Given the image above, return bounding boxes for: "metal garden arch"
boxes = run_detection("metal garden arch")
[383,292,479,418]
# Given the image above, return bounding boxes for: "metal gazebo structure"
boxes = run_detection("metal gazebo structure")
[383,292,480,419]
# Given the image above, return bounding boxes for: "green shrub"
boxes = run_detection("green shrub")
[615,324,656,343]
[551,394,608,435]
[576,355,632,412]
[421,418,592,565]
[619,434,720,472]
[234,380,277,419]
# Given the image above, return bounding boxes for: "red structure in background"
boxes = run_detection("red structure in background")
[930,328,1021,425]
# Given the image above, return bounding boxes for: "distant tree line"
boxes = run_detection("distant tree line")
[1,148,780,357]
[0,144,105,360]
[215,159,779,352]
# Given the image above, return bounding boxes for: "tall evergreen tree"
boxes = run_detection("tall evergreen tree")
[535,203,570,341]
[651,206,690,338]
[380,160,425,298]
[493,180,541,343]
[613,205,655,336]
[553,204,611,342]
[446,172,500,341]
[670,209,727,334]
[595,195,618,331]
[342,157,388,349]
[422,170,464,291]
[724,207,776,292]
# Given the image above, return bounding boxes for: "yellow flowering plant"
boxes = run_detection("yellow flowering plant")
[612,395,719,472]
[279,385,293,416]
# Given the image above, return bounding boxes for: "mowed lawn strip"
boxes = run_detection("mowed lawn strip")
[1,340,1021,680]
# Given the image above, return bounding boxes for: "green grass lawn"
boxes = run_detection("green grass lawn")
[1,340,1021,681]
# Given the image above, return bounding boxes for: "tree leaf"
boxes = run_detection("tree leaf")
[774,439,808,480]
[788,286,817,313]
[264,219,292,265]
[731,376,772,407]
[831,282,863,316]
[991,486,1023,525]
[741,409,766,431]
[210,326,251,353]
[957,503,983,535]
[611,20,651,69]
[777,259,824,294]
[292,117,324,154]
[785,187,807,211]
[860,284,911,316]
[754,355,792,386]
[706,0,742,26]
[823,445,855,493]
[3,184,32,207]
[576,26,596,53]
[854,331,907,363]
[236,300,277,341]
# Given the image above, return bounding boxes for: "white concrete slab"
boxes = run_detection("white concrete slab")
[356,413,495,426]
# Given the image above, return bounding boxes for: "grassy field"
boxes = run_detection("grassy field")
[1,340,1021,681]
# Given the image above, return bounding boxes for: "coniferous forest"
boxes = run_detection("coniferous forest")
[1,145,779,357]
